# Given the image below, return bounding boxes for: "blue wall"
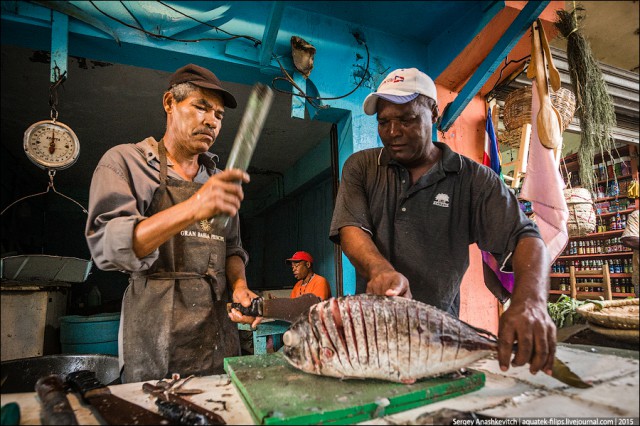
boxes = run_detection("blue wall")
[1,1,514,297]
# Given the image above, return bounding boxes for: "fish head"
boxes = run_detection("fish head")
[282,321,316,372]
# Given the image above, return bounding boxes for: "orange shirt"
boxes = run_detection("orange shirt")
[290,274,331,300]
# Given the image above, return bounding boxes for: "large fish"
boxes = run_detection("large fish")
[282,294,590,387]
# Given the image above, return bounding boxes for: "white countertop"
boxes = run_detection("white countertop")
[2,345,638,424]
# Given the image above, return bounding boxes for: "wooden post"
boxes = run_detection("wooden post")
[602,262,612,300]
[569,265,577,299]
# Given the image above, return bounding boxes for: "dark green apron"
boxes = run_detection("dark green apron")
[121,140,240,383]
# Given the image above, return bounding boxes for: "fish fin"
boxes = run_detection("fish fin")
[339,375,366,381]
[551,358,592,388]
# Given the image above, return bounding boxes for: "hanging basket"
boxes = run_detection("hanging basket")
[550,88,577,131]
[499,127,528,149]
[564,188,596,237]
[503,87,533,131]
[500,86,577,148]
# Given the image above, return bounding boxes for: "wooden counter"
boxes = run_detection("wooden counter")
[2,345,638,424]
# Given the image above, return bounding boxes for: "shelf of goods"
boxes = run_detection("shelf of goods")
[549,144,639,300]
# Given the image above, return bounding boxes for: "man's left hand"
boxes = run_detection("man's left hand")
[229,287,263,329]
[497,298,556,376]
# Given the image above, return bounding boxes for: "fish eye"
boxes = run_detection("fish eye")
[283,330,300,346]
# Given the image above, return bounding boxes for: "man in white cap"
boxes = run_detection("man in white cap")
[330,68,556,378]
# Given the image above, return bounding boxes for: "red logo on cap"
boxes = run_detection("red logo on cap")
[392,75,404,83]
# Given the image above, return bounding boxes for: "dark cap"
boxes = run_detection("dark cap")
[168,64,237,108]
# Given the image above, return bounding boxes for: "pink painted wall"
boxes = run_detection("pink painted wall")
[430,1,567,334]
[436,87,500,334]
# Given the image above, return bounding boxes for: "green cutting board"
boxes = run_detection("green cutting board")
[224,353,484,425]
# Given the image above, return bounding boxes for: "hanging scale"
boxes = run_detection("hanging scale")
[23,70,80,171]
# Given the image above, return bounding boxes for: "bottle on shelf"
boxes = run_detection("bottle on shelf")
[553,145,637,302]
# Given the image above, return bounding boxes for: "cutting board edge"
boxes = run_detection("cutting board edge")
[260,371,486,425]
[225,355,486,425]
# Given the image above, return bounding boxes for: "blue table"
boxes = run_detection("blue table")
[237,320,290,354]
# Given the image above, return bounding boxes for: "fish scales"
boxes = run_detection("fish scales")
[394,302,410,382]
[308,303,345,377]
[283,294,497,384]
[346,297,371,373]
[336,297,361,373]
[360,297,378,371]
[323,299,353,371]
[408,303,420,380]
[304,309,323,375]
[373,298,391,379]
[383,297,399,380]
[419,303,430,373]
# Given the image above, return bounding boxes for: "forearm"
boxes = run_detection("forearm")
[510,236,550,304]
[226,255,248,292]
[340,226,395,279]
[132,198,197,258]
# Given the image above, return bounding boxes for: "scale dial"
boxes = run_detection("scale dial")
[23,120,80,170]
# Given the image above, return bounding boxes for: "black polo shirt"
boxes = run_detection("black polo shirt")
[329,142,541,315]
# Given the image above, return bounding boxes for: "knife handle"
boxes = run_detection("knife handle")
[226,296,263,317]
[35,374,79,425]
[66,370,111,401]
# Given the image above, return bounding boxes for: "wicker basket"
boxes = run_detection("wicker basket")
[577,298,639,330]
[503,86,576,131]
[503,87,533,131]
[587,322,639,343]
[564,188,596,237]
[550,88,577,131]
[499,128,527,149]
[500,86,577,148]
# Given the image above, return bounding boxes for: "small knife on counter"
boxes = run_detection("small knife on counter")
[142,382,226,425]
[226,293,320,322]
[66,370,170,425]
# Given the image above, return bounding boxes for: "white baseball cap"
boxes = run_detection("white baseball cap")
[363,68,437,115]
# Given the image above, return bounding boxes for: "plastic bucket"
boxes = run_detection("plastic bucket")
[59,313,120,356]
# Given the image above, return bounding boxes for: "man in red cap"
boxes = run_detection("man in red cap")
[286,251,331,300]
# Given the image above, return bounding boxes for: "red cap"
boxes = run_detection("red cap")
[286,251,313,263]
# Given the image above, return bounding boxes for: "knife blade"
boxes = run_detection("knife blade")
[142,382,226,425]
[66,370,170,425]
[227,293,321,322]
[209,83,274,232]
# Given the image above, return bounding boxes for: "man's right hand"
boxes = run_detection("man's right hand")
[366,270,412,298]
[340,226,413,299]
[191,169,249,221]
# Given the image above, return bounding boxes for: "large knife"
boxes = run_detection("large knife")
[209,83,274,232]
[226,293,320,322]
[66,370,170,425]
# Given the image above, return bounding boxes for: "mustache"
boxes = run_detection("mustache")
[193,128,215,138]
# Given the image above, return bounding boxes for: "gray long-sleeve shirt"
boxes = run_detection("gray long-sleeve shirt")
[85,137,248,273]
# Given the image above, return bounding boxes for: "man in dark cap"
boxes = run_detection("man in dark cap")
[86,63,260,383]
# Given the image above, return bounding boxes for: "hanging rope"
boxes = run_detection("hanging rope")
[49,68,67,122]
[555,5,617,196]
